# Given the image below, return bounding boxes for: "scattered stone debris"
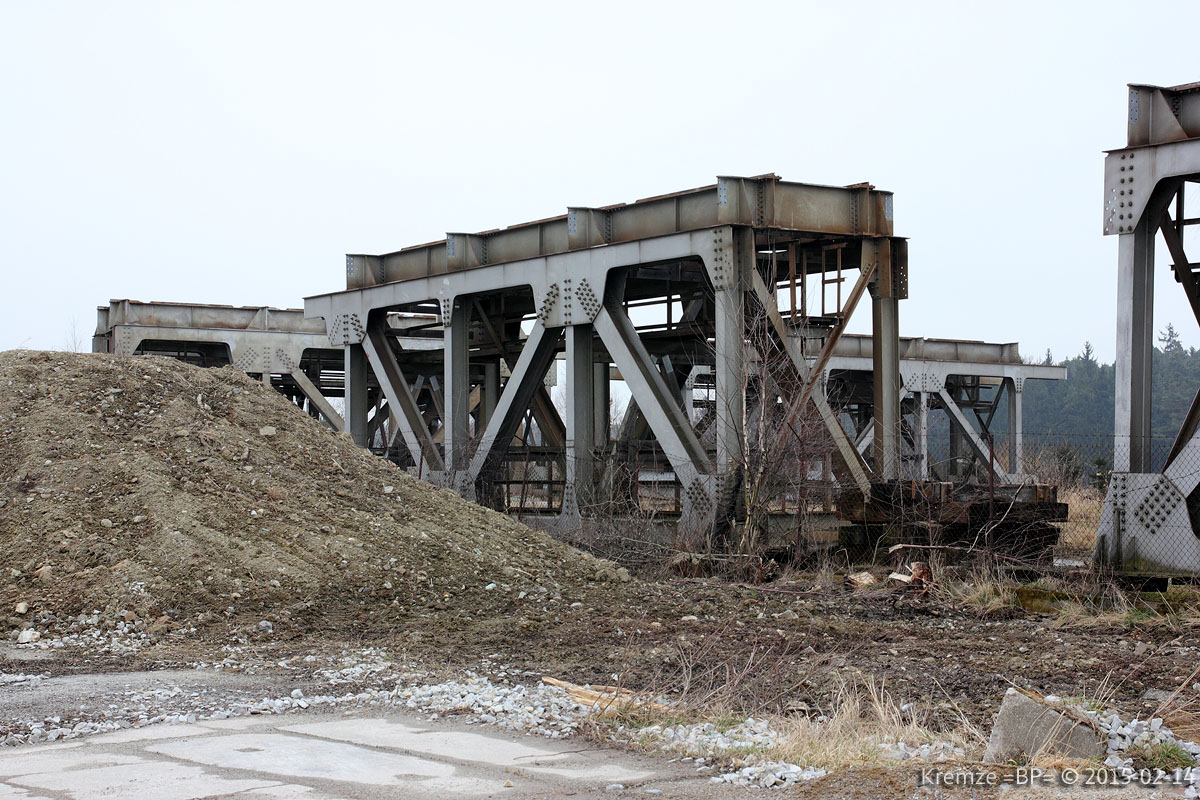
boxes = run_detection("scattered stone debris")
[877,740,965,762]
[1095,706,1200,765]
[712,762,826,788]
[982,687,1200,796]
[0,651,593,746]
[398,675,586,738]
[630,717,780,757]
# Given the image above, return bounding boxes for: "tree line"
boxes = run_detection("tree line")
[1019,325,1200,476]
[1023,324,1200,441]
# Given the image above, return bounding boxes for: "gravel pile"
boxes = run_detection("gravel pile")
[1052,693,1200,768]
[0,350,638,642]
[877,740,965,762]
[1095,709,1200,779]
[632,717,778,757]
[711,762,826,788]
[1041,694,1200,793]
[0,646,595,747]
[397,674,586,738]
[0,685,400,746]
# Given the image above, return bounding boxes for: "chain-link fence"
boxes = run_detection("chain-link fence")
[802,431,1200,576]
[404,424,1200,579]
[560,432,1200,578]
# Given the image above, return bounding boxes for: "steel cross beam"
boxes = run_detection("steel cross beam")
[593,304,714,531]
[290,368,345,432]
[937,387,1014,483]
[747,269,872,496]
[343,176,893,289]
[855,421,875,456]
[361,324,443,474]
[466,322,563,492]
[472,299,566,450]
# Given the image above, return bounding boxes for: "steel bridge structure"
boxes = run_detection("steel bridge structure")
[304,175,905,533]
[302,174,1070,537]
[1099,82,1200,572]
[93,299,349,432]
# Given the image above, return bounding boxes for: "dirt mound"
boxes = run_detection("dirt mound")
[0,350,634,640]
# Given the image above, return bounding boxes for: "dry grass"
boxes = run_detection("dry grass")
[768,678,983,771]
[1058,486,1105,551]
[1152,664,1200,743]
[934,564,1019,614]
[1048,581,1136,628]
[598,675,983,771]
[592,614,984,771]
[932,566,1197,633]
[1051,582,1199,631]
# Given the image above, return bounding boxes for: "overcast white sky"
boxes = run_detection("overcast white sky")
[2,1,1199,363]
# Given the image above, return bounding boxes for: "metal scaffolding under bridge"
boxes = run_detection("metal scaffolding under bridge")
[305,174,906,534]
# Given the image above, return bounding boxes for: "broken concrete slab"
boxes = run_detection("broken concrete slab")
[983,688,1106,763]
[10,761,278,800]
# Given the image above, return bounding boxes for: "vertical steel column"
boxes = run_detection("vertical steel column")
[915,391,929,480]
[593,361,610,446]
[871,256,901,479]
[443,301,471,481]
[1007,378,1024,475]
[1115,216,1156,472]
[948,389,962,477]
[565,325,595,510]
[344,344,370,447]
[481,360,500,431]
[713,230,747,476]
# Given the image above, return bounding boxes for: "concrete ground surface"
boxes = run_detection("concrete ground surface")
[0,667,1187,799]
[0,710,737,800]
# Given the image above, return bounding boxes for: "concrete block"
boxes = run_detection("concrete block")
[983,688,1105,763]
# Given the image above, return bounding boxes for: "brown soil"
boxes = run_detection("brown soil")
[0,350,640,639]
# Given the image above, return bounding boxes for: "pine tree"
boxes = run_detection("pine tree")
[1159,323,1184,354]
